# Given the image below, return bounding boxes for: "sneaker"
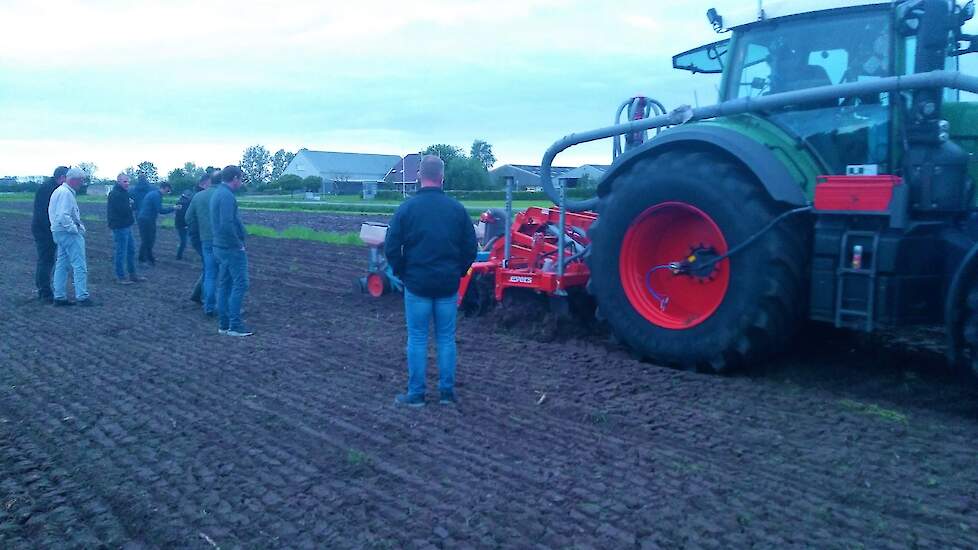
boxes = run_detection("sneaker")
[130,275,147,282]
[76,299,96,307]
[226,328,254,337]
[53,298,75,307]
[218,327,229,335]
[439,390,458,405]
[38,294,54,304]
[117,278,134,285]
[394,394,426,408]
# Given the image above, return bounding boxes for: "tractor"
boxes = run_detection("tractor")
[526,0,978,375]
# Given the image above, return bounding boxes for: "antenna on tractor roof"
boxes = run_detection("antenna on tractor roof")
[757,0,765,21]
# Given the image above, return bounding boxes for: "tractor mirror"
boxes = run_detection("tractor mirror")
[751,77,767,90]
[963,0,975,23]
[707,8,724,33]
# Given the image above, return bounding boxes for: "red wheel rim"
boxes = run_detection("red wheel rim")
[619,202,729,329]
[367,273,386,297]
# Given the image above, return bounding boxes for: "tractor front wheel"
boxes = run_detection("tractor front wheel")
[587,150,809,372]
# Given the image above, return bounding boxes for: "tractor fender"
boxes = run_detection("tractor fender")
[597,125,808,206]
[945,241,978,367]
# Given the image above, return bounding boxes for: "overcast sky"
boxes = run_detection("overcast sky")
[0,0,750,178]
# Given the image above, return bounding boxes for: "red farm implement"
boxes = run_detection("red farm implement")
[458,206,597,315]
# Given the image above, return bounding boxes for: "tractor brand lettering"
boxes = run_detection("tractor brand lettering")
[509,276,534,284]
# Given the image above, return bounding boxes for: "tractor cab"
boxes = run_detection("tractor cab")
[673,1,973,176]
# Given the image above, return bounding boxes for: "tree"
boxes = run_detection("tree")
[445,156,491,191]
[470,140,496,170]
[302,175,323,193]
[136,161,159,182]
[166,168,196,194]
[276,174,305,197]
[422,144,465,166]
[241,145,272,188]
[271,149,296,181]
[76,162,97,183]
[182,162,206,182]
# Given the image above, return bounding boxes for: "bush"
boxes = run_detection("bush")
[275,174,305,196]
[0,183,41,193]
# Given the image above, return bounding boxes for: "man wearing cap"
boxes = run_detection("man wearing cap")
[185,171,218,314]
[49,167,93,306]
[106,173,145,284]
[31,166,68,303]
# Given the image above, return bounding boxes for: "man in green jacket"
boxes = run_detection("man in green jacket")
[185,171,218,315]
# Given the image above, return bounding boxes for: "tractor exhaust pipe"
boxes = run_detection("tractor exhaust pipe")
[540,70,978,212]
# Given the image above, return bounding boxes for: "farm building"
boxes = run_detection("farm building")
[556,164,610,188]
[384,153,421,193]
[489,164,576,191]
[283,149,402,195]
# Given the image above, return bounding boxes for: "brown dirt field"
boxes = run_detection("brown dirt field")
[2,205,978,549]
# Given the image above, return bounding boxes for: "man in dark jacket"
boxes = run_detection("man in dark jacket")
[210,165,252,337]
[385,155,477,407]
[174,186,194,260]
[31,166,69,303]
[136,182,174,266]
[106,173,145,284]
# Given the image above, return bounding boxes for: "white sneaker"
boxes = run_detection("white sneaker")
[226,329,254,337]
[218,328,229,335]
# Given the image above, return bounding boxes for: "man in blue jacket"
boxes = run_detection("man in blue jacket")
[210,165,252,337]
[385,155,477,406]
[136,181,173,266]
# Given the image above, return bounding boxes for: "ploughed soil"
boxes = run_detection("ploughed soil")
[2,205,978,549]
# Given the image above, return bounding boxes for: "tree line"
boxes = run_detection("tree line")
[71,138,499,197]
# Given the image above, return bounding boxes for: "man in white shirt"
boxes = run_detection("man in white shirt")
[48,167,93,306]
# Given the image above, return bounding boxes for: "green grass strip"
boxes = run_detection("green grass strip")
[0,207,360,246]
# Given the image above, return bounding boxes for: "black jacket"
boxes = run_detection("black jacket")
[106,184,135,229]
[175,189,194,228]
[385,187,477,298]
[31,180,59,237]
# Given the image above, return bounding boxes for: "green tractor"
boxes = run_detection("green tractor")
[539,0,978,374]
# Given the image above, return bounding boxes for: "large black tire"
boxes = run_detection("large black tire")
[959,286,978,379]
[587,149,810,373]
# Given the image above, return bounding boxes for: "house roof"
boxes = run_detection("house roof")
[492,164,576,178]
[296,149,402,181]
[558,165,611,180]
[387,153,421,183]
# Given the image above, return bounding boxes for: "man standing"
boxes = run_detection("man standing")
[174,184,195,260]
[186,171,218,315]
[49,167,93,306]
[210,165,252,336]
[385,155,477,406]
[136,181,174,266]
[106,173,145,284]
[31,166,69,303]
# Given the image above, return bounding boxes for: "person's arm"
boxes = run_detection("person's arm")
[459,206,477,276]
[158,193,174,214]
[384,208,405,277]
[216,193,243,249]
[186,199,199,237]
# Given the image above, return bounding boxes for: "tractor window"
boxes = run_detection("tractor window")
[725,8,894,174]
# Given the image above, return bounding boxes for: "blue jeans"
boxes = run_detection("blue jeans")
[111,227,136,280]
[201,240,217,313]
[214,246,249,330]
[176,226,188,259]
[404,289,458,398]
[52,231,89,301]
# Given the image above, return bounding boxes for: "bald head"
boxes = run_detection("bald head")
[419,155,445,188]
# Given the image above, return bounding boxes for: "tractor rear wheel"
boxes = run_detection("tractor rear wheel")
[587,149,809,372]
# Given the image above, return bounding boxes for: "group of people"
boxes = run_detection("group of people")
[31,165,254,337]
[29,154,478,404]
